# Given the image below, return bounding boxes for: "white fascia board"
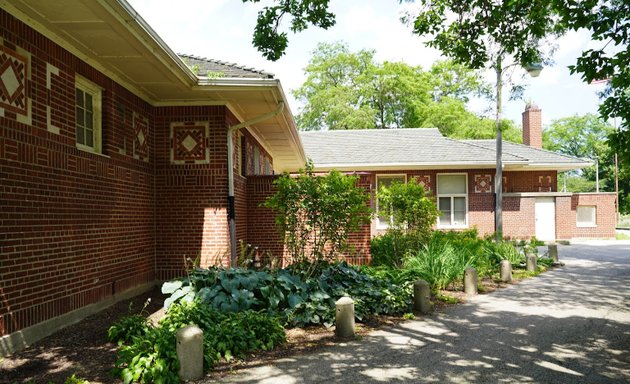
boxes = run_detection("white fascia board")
[194,78,281,89]
[113,0,198,85]
[309,162,512,172]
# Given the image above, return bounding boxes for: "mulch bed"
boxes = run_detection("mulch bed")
[0,269,542,384]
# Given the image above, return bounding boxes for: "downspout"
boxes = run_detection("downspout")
[227,102,285,266]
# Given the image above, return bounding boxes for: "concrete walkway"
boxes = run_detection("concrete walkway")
[213,242,630,383]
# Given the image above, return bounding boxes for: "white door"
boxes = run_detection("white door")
[535,197,556,241]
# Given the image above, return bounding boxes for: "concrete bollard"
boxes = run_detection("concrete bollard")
[526,254,538,272]
[176,325,204,380]
[335,296,355,339]
[464,267,478,295]
[413,280,432,314]
[500,260,512,283]
[548,243,559,262]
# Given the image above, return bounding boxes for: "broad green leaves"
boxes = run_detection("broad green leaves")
[160,262,411,328]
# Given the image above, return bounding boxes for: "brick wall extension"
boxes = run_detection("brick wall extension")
[1,10,154,337]
[522,104,543,148]
[556,193,617,239]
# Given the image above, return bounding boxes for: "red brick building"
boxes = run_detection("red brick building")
[0,1,616,355]
[0,1,304,355]
[300,106,617,245]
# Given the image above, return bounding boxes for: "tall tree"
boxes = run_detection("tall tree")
[543,113,628,213]
[294,42,501,134]
[552,0,629,165]
[242,0,629,165]
[410,0,559,240]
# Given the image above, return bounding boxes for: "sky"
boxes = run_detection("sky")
[126,0,607,128]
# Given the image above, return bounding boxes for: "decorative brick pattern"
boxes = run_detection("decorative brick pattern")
[0,44,27,115]
[416,175,431,193]
[45,63,60,134]
[474,174,492,193]
[538,175,552,192]
[133,112,149,161]
[170,122,209,164]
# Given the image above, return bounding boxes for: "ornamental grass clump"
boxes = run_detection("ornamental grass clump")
[403,237,475,290]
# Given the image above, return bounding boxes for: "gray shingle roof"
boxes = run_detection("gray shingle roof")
[178,54,274,79]
[462,140,589,165]
[299,128,589,170]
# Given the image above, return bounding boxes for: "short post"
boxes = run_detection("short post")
[526,254,537,272]
[413,280,431,314]
[176,325,203,380]
[548,243,559,262]
[464,267,478,295]
[335,296,355,339]
[500,260,512,283]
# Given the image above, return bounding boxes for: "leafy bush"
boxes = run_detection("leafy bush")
[484,241,525,266]
[378,177,438,239]
[264,162,371,267]
[374,178,439,267]
[111,301,286,384]
[64,375,90,384]
[107,302,151,345]
[403,237,476,290]
[114,326,179,384]
[162,262,411,328]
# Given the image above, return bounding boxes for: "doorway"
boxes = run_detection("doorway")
[535,197,556,241]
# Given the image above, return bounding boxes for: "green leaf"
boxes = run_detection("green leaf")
[161,280,182,295]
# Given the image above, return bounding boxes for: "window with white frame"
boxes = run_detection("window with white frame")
[437,174,468,228]
[376,174,406,228]
[576,205,596,227]
[75,76,102,153]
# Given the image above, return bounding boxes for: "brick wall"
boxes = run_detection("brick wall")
[522,104,542,148]
[0,10,154,336]
[153,106,231,279]
[556,193,617,239]
[246,175,286,265]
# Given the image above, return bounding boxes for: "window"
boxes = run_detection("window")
[253,146,260,175]
[264,157,272,175]
[75,76,102,153]
[376,174,406,228]
[576,206,596,227]
[437,174,468,228]
[237,132,244,177]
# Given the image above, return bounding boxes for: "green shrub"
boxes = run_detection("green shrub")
[484,241,524,266]
[374,178,439,267]
[64,375,90,384]
[112,301,286,384]
[264,162,371,268]
[370,231,428,268]
[162,262,411,328]
[107,302,152,345]
[403,237,475,290]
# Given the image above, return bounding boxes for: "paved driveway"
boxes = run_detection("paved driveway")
[213,242,630,383]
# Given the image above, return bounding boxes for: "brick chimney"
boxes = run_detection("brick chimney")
[522,102,542,148]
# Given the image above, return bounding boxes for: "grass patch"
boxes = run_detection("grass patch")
[434,292,462,304]
[616,232,630,240]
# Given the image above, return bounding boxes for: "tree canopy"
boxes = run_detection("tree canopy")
[293,41,520,140]
[543,113,628,213]
[242,0,629,164]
